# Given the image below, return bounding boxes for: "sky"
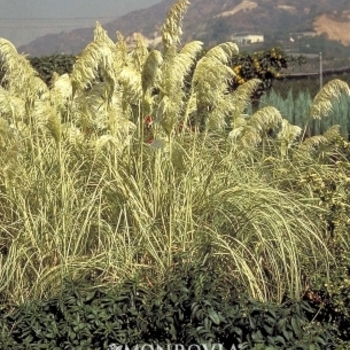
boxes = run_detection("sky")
[0,0,163,47]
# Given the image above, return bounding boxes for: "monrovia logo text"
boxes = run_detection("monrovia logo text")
[107,344,242,350]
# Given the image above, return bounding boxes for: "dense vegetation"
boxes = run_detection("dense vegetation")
[1,0,350,348]
[274,72,350,100]
[28,54,76,85]
[0,262,338,349]
[297,34,350,61]
[259,85,350,138]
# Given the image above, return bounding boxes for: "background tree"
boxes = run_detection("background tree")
[229,47,306,108]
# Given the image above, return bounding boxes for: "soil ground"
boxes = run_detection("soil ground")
[313,14,350,46]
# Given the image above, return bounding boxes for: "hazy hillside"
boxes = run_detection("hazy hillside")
[18,0,350,56]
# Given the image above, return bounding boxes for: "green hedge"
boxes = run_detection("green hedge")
[0,54,76,86]
[0,258,341,350]
[28,54,76,85]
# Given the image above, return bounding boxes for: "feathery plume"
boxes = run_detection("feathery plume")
[161,0,190,52]
[309,79,350,120]
[141,49,163,95]
[71,40,116,95]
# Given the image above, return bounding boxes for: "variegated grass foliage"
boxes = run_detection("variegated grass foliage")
[0,0,349,304]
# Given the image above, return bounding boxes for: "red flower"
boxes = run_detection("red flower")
[145,115,153,127]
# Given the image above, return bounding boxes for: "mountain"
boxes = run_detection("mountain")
[18,0,350,57]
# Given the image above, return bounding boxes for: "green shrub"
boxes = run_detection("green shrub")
[0,259,336,349]
[0,53,75,87]
[28,54,76,85]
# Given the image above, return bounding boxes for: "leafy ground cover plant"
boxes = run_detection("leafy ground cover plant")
[0,258,336,349]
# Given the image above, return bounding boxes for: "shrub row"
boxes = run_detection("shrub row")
[28,54,76,85]
[1,257,347,350]
[0,54,76,86]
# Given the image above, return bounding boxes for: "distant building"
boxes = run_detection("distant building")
[231,33,264,45]
[290,31,318,39]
